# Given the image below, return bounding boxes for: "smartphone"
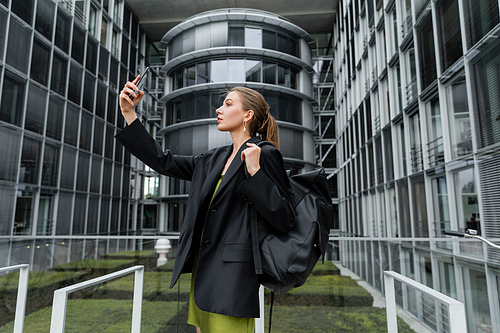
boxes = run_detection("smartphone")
[128,67,150,99]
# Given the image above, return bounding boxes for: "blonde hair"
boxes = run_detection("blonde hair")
[229,87,279,149]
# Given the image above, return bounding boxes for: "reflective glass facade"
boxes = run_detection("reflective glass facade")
[335,0,500,332]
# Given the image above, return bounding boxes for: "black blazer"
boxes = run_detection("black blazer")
[116,119,295,318]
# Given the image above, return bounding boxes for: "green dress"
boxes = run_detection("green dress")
[187,175,256,333]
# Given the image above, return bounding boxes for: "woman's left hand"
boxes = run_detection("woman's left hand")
[241,143,261,176]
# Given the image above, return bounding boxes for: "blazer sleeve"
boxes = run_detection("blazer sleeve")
[235,147,295,233]
[115,119,198,181]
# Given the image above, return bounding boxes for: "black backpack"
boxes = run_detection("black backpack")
[249,142,333,295]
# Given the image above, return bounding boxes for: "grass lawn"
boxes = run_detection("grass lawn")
[0,299,184,333]
[263,305,415,333]
[50,259,136,272]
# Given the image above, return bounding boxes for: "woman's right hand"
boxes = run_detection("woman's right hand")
[119,75,145,125]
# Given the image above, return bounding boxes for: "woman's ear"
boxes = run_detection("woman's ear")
[244,110,254,122]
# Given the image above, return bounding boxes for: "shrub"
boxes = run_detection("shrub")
[50,259,136,273]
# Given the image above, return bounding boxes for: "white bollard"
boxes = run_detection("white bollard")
[155,238,171,267]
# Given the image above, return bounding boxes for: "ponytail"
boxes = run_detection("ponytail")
[258,111,279,149]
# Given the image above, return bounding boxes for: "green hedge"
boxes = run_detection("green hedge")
[153,260,176,272]
[270,275,373,307]
[50,259,136,272]
[0,299,184,333]
[263,305,415,332]
[102,250,157,258]
[87,272,191,302]
[311,260,340,276]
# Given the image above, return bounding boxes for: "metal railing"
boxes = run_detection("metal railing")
[384,271,466,333]
[49,265,145,333]
[0,264,29,333]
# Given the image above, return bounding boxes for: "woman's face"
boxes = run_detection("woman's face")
[216,91,249,133]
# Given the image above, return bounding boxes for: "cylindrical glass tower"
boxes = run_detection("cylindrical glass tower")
[157,8,318,231]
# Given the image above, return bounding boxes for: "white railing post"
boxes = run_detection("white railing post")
[384,271,467,333]
[255,285,265,333]
[132,267,144,332]
[49,265,144,333]
[384,273,398,333]
[0,264,30,333]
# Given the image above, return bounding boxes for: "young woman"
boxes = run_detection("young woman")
[117,77,295,332]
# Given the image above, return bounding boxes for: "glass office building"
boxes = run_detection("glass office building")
[334,0,500,332]
[0,0,161,268]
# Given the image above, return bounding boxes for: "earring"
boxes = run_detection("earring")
[243,120,247,133]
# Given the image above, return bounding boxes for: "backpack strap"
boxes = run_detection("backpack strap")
[250,206,263,275]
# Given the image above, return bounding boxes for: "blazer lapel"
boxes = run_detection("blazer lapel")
[213,137,261,200]
[198,146,231,208]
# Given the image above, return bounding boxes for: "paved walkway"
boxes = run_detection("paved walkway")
[334,262,432,333]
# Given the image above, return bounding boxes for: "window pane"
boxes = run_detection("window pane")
[227,59,245,82]
[246,60,261,82]
[0,10,7,62]
[211,21,228,48]
[102,161,112,195]
[31,37,51,86]
[76,151,90,191]
[195,24,211,50]
[64,104,80,146]
[87,196,99,235]
[42,142,60,187]
[55,8,71,53]
[56,192,72,235]
[0,125,22,182]
[277,34,289,53]
[263,62,276,84]
[0,184,16,235]
[463,0,499,49]
[14,190,35,235]
[35,0,55,40]
[93,118,104,155]
[47,94,64,140]
[68,62,83,105]
[263,30,276,50]
[448,80,472,158]
[245,27,262,48]
[51,52,67,96]
[455,168,482,256]
[1,72,25,126]
[25,83,47,134]
[86,36,98,73]
[435,0,462,72]
[96,80,107,118]
[83,72,95,112]
[20,136,42,184]
[186,66,196,86]
[183,28,195,53]
[417,14,437,91]
[12,0,34,25]
[197,62,210,84]
[228,27,244,46]
[105,124,114,158]
[107,90,117,124]
[37,191,55,235]
[211,60,227,82]
[99,45,109,80]
[90,157,102,193]
[79,111,92,151]
[72,23,86,65]
[470,45,500,149]
[6,17,31,74]
[73,194,86,235]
